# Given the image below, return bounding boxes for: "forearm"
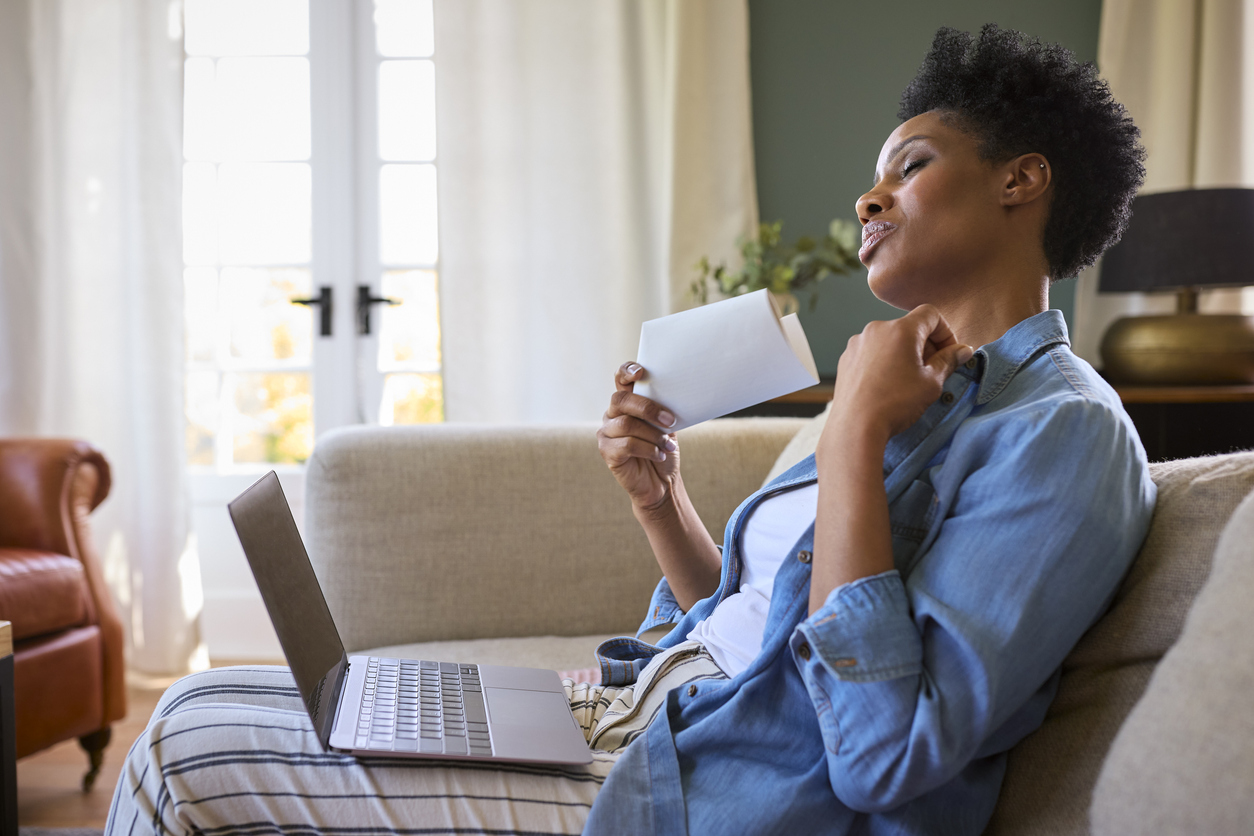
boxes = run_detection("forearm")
[810,423,895,614]
[633,474,722,612]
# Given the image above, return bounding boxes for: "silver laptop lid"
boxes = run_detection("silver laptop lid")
[228,471,347,748]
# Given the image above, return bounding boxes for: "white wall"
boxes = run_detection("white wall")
[190,470,307,661]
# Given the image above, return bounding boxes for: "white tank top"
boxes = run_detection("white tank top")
[686,482,819,677]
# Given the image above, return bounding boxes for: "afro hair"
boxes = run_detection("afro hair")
[898,24,1145,280]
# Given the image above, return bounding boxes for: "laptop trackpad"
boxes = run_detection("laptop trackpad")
[485,687,585,761]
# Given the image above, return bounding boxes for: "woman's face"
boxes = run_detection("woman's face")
[856,110,1009,310]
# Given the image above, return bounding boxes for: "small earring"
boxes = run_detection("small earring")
[1039,163,1046,169]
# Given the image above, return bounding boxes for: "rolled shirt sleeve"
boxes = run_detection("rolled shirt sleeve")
[790,397,1155,813]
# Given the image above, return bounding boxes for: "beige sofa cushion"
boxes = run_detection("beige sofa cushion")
[761,401,831,486]
[1090,482,1254,835]
[985,451,1254,836]
[305,418,805,653]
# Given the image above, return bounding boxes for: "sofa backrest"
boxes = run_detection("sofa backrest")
[1090,473,1254,834]
[985,451,1254,835]
[303,418,805,653]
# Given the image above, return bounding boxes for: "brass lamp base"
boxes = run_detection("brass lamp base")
[1100,313,1254,385]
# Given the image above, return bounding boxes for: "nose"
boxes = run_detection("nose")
[856,186,891,224]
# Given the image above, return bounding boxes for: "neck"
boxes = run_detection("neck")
[935,263,1050,349]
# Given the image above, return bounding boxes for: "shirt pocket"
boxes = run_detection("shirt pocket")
[888,478,938,570]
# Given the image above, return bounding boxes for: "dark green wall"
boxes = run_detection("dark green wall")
[747,0,1104,374]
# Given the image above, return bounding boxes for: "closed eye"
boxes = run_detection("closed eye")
[902,158,928,178]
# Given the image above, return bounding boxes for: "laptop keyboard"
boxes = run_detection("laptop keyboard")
[355,657,493,757]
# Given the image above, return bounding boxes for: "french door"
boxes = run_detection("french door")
[181,0,442,657]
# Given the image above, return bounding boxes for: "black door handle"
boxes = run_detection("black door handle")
[291,286,333,336]
[357,285,401,335]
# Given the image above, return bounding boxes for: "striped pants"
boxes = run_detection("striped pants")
[105,641,725,836]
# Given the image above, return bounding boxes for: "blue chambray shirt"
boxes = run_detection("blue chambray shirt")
[585,310,1156,836]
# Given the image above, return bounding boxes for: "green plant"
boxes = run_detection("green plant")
[690,218,861,310]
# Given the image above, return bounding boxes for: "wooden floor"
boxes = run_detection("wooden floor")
[17,662,277,830]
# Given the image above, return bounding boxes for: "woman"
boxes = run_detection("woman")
[107,25,1155,836]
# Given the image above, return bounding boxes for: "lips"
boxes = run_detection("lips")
[859,221,897,263]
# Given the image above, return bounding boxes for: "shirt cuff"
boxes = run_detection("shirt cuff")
[792,570,922,682]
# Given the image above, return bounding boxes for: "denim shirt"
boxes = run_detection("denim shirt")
[584,310,1157,836]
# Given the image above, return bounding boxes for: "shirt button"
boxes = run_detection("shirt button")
[797,643,811,661]
[965,357,978,369]
[797,550,812,564]
[687,685,698,697]
[941,391,956,405]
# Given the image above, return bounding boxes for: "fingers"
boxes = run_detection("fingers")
[598,433,672,466]
[615,362,645,393]
[926,342,975,378]
[903,304,958,353]
[599,413,677,452]
[604,388,677,430]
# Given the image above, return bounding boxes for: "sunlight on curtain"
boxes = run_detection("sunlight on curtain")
[435,0,758,422]
[0,0,204,674]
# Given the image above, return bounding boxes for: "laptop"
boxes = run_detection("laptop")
[227,470,593,765]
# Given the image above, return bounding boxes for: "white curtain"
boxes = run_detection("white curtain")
[0,0,204,674]
[1073,0,1254,363]
[434,0,758,422]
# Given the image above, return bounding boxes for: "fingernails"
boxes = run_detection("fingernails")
[658,410,676,428]
[663,437,678,452]
[957,345,975,364]
[626,363,642,376]
[656,450,667,462]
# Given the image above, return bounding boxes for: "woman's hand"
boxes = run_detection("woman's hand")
[597,362,681,512]
[822,305,974,450]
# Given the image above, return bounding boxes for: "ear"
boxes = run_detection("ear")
[999,153,1051,207]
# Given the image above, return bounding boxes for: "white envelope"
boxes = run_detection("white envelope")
[635,289,819,432]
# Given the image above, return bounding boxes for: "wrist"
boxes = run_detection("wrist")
[632,475,684,524]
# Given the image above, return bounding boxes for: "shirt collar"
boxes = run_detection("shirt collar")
[971,309,1070,405]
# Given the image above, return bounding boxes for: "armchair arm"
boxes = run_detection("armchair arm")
[0,439,125,723]
[0,439,110,556]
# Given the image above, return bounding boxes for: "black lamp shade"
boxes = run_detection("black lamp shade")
[1098,188,1254,292]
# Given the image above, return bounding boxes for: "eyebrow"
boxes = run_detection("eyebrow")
[873,135,931,186]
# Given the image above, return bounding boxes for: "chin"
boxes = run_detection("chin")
[865,265,920,312]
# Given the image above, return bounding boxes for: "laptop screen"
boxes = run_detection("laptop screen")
[228,471,348,746]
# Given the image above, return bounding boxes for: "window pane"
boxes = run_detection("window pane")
[230,372,313,463]
[185,0,309,57]
[217,58,311,161]
[378,61,436,162]
[374,0,434,57]
[379,164,438,265]
[185,267,218,365]
[220,268,313,364]
[185,370,219,466]
[218,163,311,264]
[183,162,219,266]
[378,270,440,371]
[379,373,443,425]
[184,57,218,161]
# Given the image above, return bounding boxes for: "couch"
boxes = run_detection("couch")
[303,418,1254,834]
[0,439,127,790]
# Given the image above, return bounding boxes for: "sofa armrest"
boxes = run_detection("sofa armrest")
[305,418,806,652]
[0,439,110,556]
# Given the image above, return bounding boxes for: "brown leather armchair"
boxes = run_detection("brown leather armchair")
[0,439,126,790]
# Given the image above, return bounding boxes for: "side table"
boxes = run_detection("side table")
[731,381,1254,462]
[1115,385,1254,461]
[0,620,14,836]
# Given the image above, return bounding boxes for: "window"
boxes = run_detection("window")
[182,0,444,472]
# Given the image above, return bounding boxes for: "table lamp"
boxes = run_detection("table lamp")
[1099,187,1254,384]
